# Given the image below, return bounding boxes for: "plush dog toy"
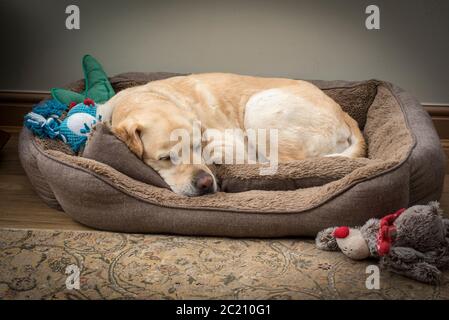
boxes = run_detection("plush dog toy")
[51,54,115,105]
[315,202,449,284]
[24,54,113,153]
[58,98,98,152]
[24,98,99,152]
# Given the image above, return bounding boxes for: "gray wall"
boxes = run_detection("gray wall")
[0,0,448,103]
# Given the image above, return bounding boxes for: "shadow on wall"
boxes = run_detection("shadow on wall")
[0,0,448,103]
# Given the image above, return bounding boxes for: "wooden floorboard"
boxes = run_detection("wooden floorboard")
[0,131,448,232]
[0,132,91,231]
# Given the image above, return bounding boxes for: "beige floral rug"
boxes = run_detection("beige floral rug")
[0,228,448,300]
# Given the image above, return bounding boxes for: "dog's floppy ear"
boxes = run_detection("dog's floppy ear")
[113,120,144,159]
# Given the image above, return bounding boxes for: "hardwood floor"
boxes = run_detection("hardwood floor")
[0,131,91,230]
[0,130,448,231]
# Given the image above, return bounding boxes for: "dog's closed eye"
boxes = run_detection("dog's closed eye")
[158,155,170,161]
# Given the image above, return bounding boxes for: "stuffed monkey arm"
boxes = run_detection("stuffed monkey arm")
[315,227,339,251]
[381,246,442,284]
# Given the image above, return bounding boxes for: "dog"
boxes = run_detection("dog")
[98,73,365,196]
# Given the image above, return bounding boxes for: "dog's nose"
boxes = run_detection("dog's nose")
[194,171,214,194]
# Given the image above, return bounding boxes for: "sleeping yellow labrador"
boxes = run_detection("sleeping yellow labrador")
[98,73,365,196]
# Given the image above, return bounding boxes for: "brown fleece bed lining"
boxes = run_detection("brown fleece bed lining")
[33,80,412,213]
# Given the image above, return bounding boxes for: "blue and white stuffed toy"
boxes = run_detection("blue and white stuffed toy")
[58,98,99,152]
[24,98,101,152]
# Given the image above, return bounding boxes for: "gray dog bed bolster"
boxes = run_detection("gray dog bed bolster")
[18,73,446,237]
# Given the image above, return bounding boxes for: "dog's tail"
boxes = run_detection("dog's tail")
[337,113,366,158]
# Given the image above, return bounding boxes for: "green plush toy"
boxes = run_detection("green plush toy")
[51,54,115,105]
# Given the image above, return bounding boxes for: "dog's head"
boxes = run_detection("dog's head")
[112,104,217,197]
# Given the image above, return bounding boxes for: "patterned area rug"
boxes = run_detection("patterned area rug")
[0,228,448,299]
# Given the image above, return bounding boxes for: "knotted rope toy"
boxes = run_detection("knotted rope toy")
[24,98,100,152]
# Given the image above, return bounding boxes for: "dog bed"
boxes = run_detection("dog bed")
[18,73,446,237]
